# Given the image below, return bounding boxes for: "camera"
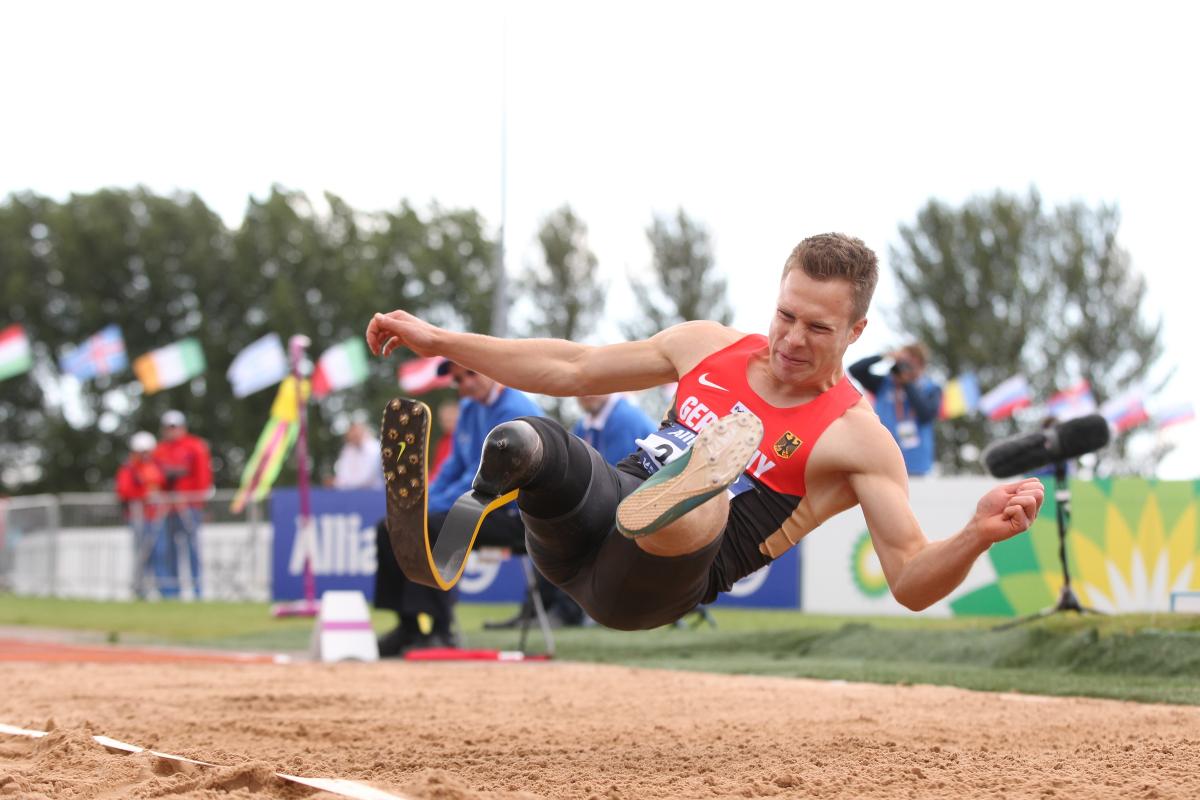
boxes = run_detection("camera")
[890,359,914,377]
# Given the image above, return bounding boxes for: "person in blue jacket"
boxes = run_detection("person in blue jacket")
[375,359,544,655]
[848,342,943,477]
[571,394,658,466]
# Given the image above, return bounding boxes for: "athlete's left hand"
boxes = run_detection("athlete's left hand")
[972,478,1045,544]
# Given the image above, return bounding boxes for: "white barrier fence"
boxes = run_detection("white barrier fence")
[0,491,271,601]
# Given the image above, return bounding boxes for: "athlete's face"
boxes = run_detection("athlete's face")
[767,269,866,386]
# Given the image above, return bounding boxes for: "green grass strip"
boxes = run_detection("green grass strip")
[2,595,1198,705]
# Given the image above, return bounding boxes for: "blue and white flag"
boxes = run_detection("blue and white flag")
[227,332,289,397]
[59,324,127,380]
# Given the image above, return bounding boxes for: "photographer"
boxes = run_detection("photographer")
[849,343,943,476]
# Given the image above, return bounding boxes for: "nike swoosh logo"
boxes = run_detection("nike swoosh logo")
[698,373,729,392]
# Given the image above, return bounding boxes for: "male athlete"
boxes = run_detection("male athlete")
[366,233,1044,630]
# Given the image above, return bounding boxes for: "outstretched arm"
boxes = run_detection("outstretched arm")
[366,310,736,398]
[843,425,1044,611]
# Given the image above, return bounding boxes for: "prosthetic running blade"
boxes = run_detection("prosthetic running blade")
[381,397,517,590]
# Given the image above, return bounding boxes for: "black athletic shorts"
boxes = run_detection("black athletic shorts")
[519,424,722,631]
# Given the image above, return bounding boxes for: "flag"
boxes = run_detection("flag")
[59,324,127,380]
[312,338,369,398]
[939,372,980,420]
[133,338,205,394]
[230,376,310,513]
[0,324,33,382]
[1045,380,1097,421]
[1101,387,1149,433]
[1152,402,1195,430]
[978,375,1032,421]
[399,356,453,394]
[227,333,289,398]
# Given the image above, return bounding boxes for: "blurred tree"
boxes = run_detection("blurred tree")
[0,187,233,492]
[890,190,1165,475]
[0,187,498,494]
[517,205,604,419]
[623,208,732,340]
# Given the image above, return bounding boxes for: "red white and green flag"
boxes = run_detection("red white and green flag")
[133,338,206,394]
[0,324,33,382]
[312,338,370,398]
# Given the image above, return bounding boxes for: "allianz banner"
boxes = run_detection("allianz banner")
[271,488,385,601]
[270,487,802,608]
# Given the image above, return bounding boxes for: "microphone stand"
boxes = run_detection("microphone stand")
[994,460,1103,630]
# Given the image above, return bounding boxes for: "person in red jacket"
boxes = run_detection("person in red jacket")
[152,410,213,599]
[116,431,166,598]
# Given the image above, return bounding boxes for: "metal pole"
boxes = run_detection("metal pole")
[248,498,260,601]
[290,335,316,611]
[47,496,60,598]
[489,13,509,338]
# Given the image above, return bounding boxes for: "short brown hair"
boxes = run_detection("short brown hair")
[900,341,930,368]
[781,233,878,321]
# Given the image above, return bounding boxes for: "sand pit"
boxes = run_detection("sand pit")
[1,659,1199,799]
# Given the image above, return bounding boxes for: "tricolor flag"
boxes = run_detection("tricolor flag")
[978,374,1032,421]
[1152,402,1195,430]
[398,356,453,394]
[230,376,310,513]
[1045,380,1097,421]
[939,372,981,420]
[0,324,33,382]
[1101,387,1149,433]
[312,338,370,398]
[227,333,289,398]
[60,324,127,380]
[133,338,205,395]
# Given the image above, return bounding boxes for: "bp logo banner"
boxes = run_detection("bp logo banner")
[951,478,1200,616]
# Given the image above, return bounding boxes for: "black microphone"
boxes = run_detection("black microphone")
[982,414,1111,478]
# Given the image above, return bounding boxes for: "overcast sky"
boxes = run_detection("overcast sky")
[3,1,1198,476]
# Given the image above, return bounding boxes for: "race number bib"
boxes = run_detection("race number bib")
[633,421,758,499]
[634,422,698,474]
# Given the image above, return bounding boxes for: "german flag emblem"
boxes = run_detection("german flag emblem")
[773,431,802,459]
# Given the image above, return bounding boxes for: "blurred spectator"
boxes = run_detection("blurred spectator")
[849,343,943,477]
[572,393,658,466]
[333,413,384,490]
[116,431,166,599]
[375,360,544,656]
[153,410,212,599]
[430,399,460,481]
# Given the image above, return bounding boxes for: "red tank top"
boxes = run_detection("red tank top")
[618,333,861,599]
[672,334,860,497]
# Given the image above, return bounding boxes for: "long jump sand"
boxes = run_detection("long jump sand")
[1,659,1198,799]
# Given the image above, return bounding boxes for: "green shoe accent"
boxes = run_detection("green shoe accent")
[616,412,764,538]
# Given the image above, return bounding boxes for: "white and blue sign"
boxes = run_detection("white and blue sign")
[712,545,800,609]
[271,488,384,601]
[270,487,802,608]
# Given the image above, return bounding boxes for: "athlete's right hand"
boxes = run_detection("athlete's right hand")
[366,310,443,358]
